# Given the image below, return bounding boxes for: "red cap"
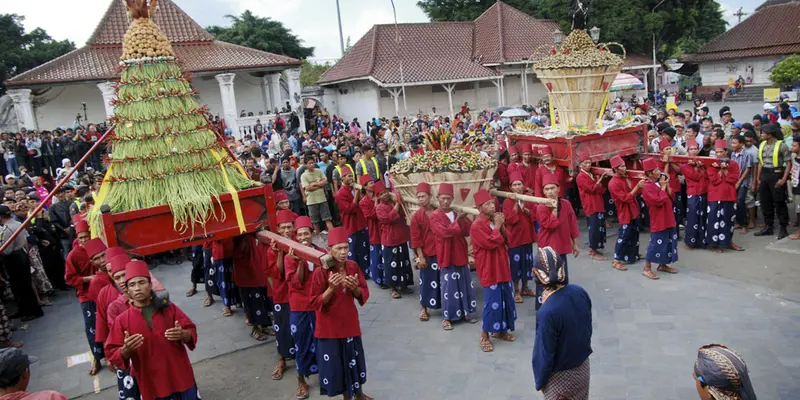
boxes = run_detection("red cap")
[578,152,591,163]
[509,171,524,184]
[714,139,728,150]
[371,180,387,194]
[438,183,454,197]
[72,214,85,224]
[273,190,288,202]
[610,155,625,169]
[507,145,519,154]
[358,175,373,186]
[105,247,126,262]
[340,167,353,177]
[541,174,560,187]
[327,227,349,246]
[686,139,698,148]
[417,182,431,194]
[109,254,132,275]
[277,209,296,225]
[124,260,150,282]
[520,143,533,154]
[642,158,659,172]
[540,146,553,155]
[84,238,107,258]
[659,139,672,151]
[294,216,313,232]
[75,220,90,234]
[473,189,493,207]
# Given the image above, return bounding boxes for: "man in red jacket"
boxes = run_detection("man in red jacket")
[266,210,297,381]
[211,238,239,317]
[232,234,271,341]
[608,156,644,271]
[641,158,679,280]
[706,139,744,252]
[334,169,370,277]
[576,152,609,260]
[502,172,536,303]
[374,181,413,299]
[471,190,516,353]
[429,183,476,331]
[535,146,568,198]
[105,260,200,400]
[409,182,441,322]
[358,176,384,287]
[680,140,709,249]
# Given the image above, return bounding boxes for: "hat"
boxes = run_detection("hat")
[416,182,431,194]
[4,175,14,182]
[659,139,672,151]
[276,209,296,225]
[686,139,699,148]
[714,139,728,150]
[473,189,493,207]
[0,205,10,217]
[61,158,71,167]
[327,227,349,246]
[662,127,677,138]
[507,145,519,154]
[540,146,553,155]
[541,173,559,187]
[732,121,743,129]
[656,122,671,133]
[109,254,132,275]
[340,167,353,177]
[762,123,780,135]
[124,260,150,282]
[84,238,107,258]
[792,111,800,119]
[25,193,40,201]
[610,155,625,169]
[578,152,591,163]
[273,190,288,202]
[763,103,773,110]
[294,216,313,233]
[358,175,373,186]
[722,110,732,116]
[371,180,387,194]
[438,183,454,197]
[509,171,524,184]
[520,143,532,154]
[533,247,566,286]
[105,247,126,262]
[0,348,37,387]
[642,158,658,172]
[74,220,90,233]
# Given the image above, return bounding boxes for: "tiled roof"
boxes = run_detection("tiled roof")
[473,2,560,63]
[5,0,300,87]
[680,2,800,63]
[623,53,656,68]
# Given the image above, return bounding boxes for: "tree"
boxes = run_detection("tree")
[770,55,800,89]
[344,36,353,54]
[0,14,75,95]
[207,10,314,60]
[417,0,535,21]
[300,61,332,87]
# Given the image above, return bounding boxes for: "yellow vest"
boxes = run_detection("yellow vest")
[758,140,781,168]
[359,158,380,177]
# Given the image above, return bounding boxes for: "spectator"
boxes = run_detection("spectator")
[0,348,68,399]
[300,155,333,237]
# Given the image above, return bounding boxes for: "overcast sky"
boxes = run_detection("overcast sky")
[1,0,760,62]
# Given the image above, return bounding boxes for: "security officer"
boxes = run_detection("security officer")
[753,123,792,239]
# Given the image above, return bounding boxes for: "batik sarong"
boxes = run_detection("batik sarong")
[317,337,367,398]
[419,256,441,310]
[587,212,606,251]
[289,311,318,377]
[482,281,516,333]
[368,244,384,286]
[381,244,413,290]
[239,287,271,327]
[684,194,708,248]
[272,302,295,359]
[707,201,736,248]
[613,221,640,264]
[349,229,370,278]
[646,228,679,265]
[440,266,477,321]
[508,245,533,283]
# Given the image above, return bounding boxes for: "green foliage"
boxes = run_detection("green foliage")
[300,61,332,87]
[770,55,800,89]
[207,10,314,60]
[416,0,535,21]
[0,14,75,94]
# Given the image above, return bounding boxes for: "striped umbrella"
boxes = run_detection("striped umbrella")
[610,73,645,91]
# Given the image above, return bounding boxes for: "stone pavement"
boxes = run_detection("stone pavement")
[17,228,800,400]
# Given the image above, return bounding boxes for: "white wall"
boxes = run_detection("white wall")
[333,81,380,123]
[32,83,107,129]
[192,74,267,118]
[698,56,786,87]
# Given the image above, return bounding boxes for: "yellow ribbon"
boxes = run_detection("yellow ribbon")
[88,163,114,238]
[210,149,247,233]
[548,95,556,131]
[597,92,610,129]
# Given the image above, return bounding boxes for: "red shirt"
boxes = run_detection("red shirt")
[470,215,511,287]
[64,246,93,303]
[335,185,367,234]
[495,162,510,192]
[642,180,676,232]
[429,209,472,268]
[285,244,326,312]
[707,160,739,202]
[105,295,129,332]
[211,238,234,260]
[502,198,535,248]
[266,246,289,304]
[535,199,579,255]
[680,164,708,196]
[94,283,122,343]
[608,176,641,225]
[535,165,568,197]
[358,196,381,245]
[410,207,438,257]
[311,261,369,339]
[0,391,68,400]
[660,161,681,193]
[232,237,266,288]
[576,170,606,215]
[376,201,410,246]
[508,162,537,192]
[86,271,111,303]
[106,303,197,400]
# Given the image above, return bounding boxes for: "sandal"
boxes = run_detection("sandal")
[514,293,523,304]
[222,307,233,317]
[391,290,401,299]
[203,296,214,307]
[419,309,429,322]
[491,332,516,342]
[711,247,723,253]
[612,261,628,271]
[250,328,269,341]
[0,341,23,349]
[521,288,535,297]
[442,320,453,331]
[465,316,479,324]
[590,253,608,261]
[728,244,745,251]
[479,336,494,352]
[185,287,197,297]
[271,361,286,380]
[657,265,677,274]
[245,318,252,327]
[295,383,309,399]
[641,270,660,280]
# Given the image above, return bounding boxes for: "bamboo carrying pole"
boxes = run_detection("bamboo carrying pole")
[591,167,647,180]
[488,189,557,208]
[256,230,335,269]
[643,153,721,167]
[400,195,480,216]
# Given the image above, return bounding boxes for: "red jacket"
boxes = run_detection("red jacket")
[94,283,122,343]
[660,161,682,193]
[429,209,472,268]
[376,201,410,247]
[358,196,381,245]
[266,246,289,304]
[64,246,93,303]
[284,244,326,312]
[106,303,197,400]
[680,164,708,196]
[535,199,579,255]
[311,261,369,339]
[495,162,510,192]
[335,186,367,234]
[470,215,511,287]
[502,198,535,248]
[86,272,112,303]
[535,165,568,197]
[211,238,235,260]
[232,237,266,288]
[508,162,536,192]
[642,180,676,232]
[608,176,641,225]
[576,170,606,215]
[410,207,438,257]
[707,160,740,202]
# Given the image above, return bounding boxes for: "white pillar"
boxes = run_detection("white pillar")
[388,89,401,117]
[442,84,455,119]
[493,79,502,107]
[97,81,117,120]
[474,81,480,109]
[522,66,530,105]
[215,73,239,136]
[268,73,282,114]
[261,76,272,113]
[284,68,306,132]
[500,78,506,106]
[6,89,37,131]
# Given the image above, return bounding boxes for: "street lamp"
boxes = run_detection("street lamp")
[552,29,565,47]
[652,0,667,94]
[589,26,600,43]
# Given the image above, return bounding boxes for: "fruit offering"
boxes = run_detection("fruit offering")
[534,30,623,70]
[390,149,497,174]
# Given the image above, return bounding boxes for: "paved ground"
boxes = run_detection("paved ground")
[14,218,800,400]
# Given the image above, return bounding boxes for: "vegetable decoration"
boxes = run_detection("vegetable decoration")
[390,149,497,174]
[423,128,451,151]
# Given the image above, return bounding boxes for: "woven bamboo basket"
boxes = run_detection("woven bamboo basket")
[535,65,620,131]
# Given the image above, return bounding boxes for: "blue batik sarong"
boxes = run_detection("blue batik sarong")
[368,244,384,286]
[673,193,684,229]
[80,301,104,361]
[349,229,370,278]
[317,337,368,398]
[508,245,533,283]
[419,255,441,310]
[211,258,239,307]
[202,248,219,297]
[154,383,201,400]
[440,266,477,321]
[482,282,517,333]
[239,287,271,327]
[646,228,679,265]
[605,191,617,221]
[382,244,413,290]
[535,255,569,310]
[638,196,650,229]
[587,212,606,251]
[290,311,318,377]
[273,302,295,359]
[685,194,708,248]
[613,221,640,264]
[707,201,736,248]
[116,367,140,400]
